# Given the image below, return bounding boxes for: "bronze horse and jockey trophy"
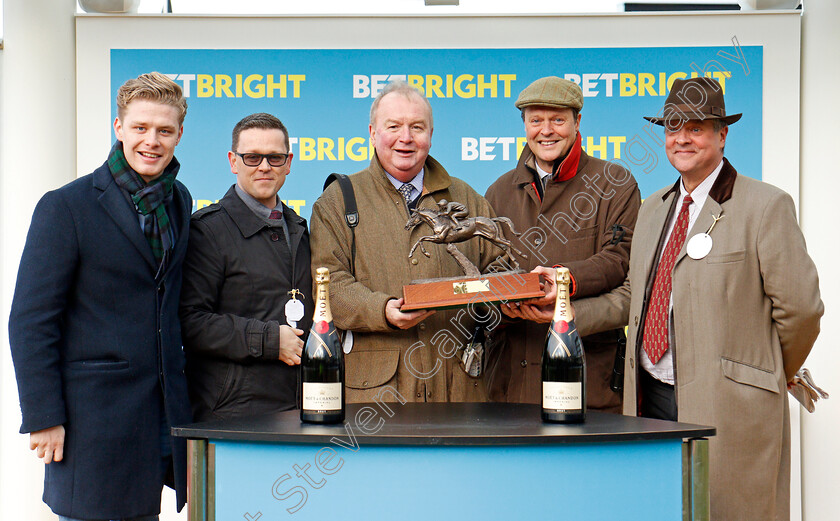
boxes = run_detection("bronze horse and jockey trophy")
[400,199,543,312]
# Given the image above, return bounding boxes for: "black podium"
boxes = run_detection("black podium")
[173,402,714,521]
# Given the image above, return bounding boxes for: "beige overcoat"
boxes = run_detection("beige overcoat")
[310,154,504,404]
[575,159,823,521]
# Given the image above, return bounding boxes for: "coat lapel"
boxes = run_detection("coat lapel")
[676,197,722,265]
[164,183,192,277]
[285,205,306,258]
[642,189,678,287]
[674,159,735,266]
[94,165,157,270]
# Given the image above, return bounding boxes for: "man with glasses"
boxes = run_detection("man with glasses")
[180,112,313,421]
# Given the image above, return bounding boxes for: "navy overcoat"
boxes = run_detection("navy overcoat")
[9,160,193,519]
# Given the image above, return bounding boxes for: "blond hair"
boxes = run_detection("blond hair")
[116,72,188,125]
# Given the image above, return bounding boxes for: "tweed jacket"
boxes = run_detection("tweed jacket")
[484,146,640,411]
[575,159,823,521]
[9,161,193,519]
[310,154,503,404]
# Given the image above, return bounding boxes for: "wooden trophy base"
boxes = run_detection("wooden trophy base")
[401,271,543,311]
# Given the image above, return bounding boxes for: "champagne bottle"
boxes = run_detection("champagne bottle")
[300,267,345,424]
[541,267,586,423]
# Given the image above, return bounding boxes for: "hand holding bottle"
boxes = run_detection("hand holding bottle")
[527,265,559,306]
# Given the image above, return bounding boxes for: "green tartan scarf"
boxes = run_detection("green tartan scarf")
[107,141,180,267]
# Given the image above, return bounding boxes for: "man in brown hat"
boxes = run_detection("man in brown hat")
[574,76,823,521]
[483,76,641,412]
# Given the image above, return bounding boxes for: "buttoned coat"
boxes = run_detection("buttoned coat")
[180,186,314,421]
[575,159,823,521]
[310,154,503,404]
[484,147,640,411]
[8,161,193,519]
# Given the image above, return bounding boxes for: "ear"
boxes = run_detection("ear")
[285,153,293,173]
[369,123,375,144]
[113,117,123,141]
[176,125,184,145]
[574,113,582,134]
[719,125,729,151]
[228,151,238,174]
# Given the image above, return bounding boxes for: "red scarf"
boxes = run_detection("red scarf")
[552,132,582,182]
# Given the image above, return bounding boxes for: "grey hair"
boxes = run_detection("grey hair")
[369,80,433,128]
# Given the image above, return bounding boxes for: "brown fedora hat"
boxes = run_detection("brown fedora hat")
[644,76,742,127]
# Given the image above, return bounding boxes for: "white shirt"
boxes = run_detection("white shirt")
[535,162,552,183]
[641,159,724,384]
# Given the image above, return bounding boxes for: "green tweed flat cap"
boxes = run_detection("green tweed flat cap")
[515,76,583,111]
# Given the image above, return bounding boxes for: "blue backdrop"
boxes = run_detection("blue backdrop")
[111,46,762,219]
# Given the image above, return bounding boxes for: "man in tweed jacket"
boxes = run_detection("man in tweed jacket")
[310,81,503,404]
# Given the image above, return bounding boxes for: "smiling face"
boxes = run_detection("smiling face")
[229,127,292,208]
[369,91,433,182]
[113,99,183,183]
[665,119,727,188]
[523,106,580,173]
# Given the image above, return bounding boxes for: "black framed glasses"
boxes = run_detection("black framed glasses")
[235,152,290,167]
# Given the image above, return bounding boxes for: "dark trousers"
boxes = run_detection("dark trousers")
[639,369,677,421]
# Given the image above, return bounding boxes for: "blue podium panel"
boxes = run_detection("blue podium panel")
[213,438,682,520]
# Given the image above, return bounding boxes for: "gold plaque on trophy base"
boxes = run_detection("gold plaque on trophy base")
[401,271,543,311]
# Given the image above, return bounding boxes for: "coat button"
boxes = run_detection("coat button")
[411,258,419,265]
[634,316,639,326]
[416,392,422,398]
[271,233,279,241]
[419,323,426,331]
[535,237,542,245]
[427,391,432,397]
[362,380,369,387]
[629,358,635,369]
[520,359,527,367]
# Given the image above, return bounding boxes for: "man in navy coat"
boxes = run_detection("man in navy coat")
[8,72,193,520]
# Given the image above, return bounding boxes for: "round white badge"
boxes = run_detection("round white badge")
[687,233,713,260]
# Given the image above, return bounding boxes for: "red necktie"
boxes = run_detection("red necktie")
[643,195,693,364]
[269,210,282,220]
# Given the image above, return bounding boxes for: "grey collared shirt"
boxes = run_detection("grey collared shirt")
[234,184,291,250]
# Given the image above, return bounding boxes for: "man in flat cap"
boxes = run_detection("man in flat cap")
[484,76,641,413]
[574,76,823,521]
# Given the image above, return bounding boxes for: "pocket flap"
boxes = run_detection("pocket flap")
[721,358,780,394]
[706,250,746,264]
[346,349,399,389]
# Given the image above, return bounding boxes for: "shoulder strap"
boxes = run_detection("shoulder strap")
[323,173,358,273]
[323,173,359,228]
